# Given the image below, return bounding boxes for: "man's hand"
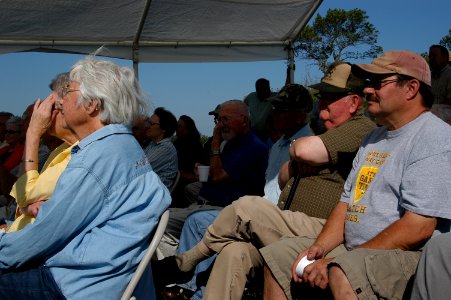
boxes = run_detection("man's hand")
[19,201,44,217]
[291,244,332,289]
[211,122,222,144]
[301,257,334,289]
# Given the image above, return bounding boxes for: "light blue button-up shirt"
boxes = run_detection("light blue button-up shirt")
[0,124,171,299]
[264,124,313,204]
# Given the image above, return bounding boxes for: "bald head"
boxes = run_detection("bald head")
[217,100,250,140]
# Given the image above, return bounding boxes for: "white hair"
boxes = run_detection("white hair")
[70,56,150,125]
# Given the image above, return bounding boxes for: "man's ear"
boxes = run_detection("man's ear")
[242,114,250,126]
[405,79,421,101]
[348,94,361,114]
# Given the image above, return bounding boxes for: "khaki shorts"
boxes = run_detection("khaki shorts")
[332,248,421,300]
[260,236,346,299]
[261,237,421,300]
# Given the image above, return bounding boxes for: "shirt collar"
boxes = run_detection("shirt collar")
[72,124,131,154]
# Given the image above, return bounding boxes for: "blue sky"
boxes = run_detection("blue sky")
[0,0,449,135]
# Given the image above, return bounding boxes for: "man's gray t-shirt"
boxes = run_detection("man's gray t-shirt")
[341,112,451,249]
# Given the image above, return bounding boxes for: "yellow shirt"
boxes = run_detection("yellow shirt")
[8,142,77,232]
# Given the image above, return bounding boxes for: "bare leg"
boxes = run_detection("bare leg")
[263,263,287,300]
[328,265,357,300]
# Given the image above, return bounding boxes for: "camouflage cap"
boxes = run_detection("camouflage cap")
[267,84,313,113]
[309,62,365,95]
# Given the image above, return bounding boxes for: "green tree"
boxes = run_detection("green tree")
[295,9,383,74]
[439,29,451,49]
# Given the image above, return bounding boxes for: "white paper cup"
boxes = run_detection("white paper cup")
[198,166,210,182]
[295,256,315,276]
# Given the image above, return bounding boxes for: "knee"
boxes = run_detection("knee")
[329,265,357,300]
[232,196,266,212]
[328,265,342,286]
[220,243,247,260]
[218,243,255,265]
[184,211,205,228]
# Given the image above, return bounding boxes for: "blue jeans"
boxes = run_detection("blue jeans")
[0,265,65,299]
[177,209,220,300]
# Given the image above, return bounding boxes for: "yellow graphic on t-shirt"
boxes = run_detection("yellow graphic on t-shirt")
[364,151,390,165]
[354,165,379,204]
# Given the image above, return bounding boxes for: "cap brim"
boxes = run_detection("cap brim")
[208,111,217,116]
[266,96,296,111]
[352,64,396,78]
[266,94,283,103]
[308,82,350,94]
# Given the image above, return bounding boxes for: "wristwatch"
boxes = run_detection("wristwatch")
[210,150,220,157]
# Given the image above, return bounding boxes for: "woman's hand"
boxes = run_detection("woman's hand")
[27,93,58,139]
[19,201,45,217]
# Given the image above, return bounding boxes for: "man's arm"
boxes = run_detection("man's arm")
[277,161,290,190]
[290,136,329,166]
[280,135,330,189]
[291,202,347,284]
[209,123,229,182]
[357,211,437,250]
[310,202,348,254]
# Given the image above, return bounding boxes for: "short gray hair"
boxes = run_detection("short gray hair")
[70,56,150,125]
[49,72,70,93]
[220,99,250,118]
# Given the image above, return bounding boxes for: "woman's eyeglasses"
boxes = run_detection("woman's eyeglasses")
[60,84,80,98]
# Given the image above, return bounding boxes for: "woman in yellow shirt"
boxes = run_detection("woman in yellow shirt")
[8,73,78,232]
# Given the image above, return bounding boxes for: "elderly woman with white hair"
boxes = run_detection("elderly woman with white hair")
[0,56,171,300]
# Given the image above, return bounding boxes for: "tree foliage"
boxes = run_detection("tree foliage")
[295,9,383,74]
[439,29,451,49]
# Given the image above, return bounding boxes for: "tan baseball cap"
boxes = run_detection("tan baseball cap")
[309,62,365,95]
[352,50,431,86]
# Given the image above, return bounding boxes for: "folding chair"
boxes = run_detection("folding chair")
[169,171,180,195]
[121,209,170,300]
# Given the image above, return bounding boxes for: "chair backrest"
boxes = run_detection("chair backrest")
[169,171,180,194]
[121,209,170,300]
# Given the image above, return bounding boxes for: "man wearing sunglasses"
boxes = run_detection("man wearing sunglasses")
[262,50,451,300]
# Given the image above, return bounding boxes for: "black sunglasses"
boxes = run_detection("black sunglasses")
[365,78,400,90]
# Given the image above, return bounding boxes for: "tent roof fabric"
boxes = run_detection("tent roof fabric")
[0,0,322,62]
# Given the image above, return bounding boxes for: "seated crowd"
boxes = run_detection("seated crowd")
[0,49,450,300]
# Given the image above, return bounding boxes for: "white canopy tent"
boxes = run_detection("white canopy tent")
[0,0,322,80]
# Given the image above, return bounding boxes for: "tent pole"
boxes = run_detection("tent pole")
[132,44,140,79]
[132,0,153,80]
[285,42,295,85]
[133,61,139,79]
